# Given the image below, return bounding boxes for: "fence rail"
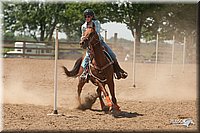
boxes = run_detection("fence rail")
[2,39,196,63]
[2,40,82,59]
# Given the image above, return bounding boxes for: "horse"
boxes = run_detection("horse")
[62,27,120,112]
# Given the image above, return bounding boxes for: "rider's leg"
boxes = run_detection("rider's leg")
[100,40,116,60]
[100,40,128,79]
[80,51,90,79]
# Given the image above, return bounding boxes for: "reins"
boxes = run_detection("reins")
[88,61,107,83]
[87,32,100,50]
[90,60,114,71]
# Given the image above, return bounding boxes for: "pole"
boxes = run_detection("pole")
[182,36,186,73]
[53,28,59,114]
[155,33,159,79]
[170,35,175,76]
[47,27,61,116]
[132,29,136,88]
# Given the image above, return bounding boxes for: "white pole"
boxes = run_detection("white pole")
[47,27,62,116]
[182,36,186,73]
[133,29,136,88]
[155,33,159,79]
[53,28,59,114]
[170,35,175,76]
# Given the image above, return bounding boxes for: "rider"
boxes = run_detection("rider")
[80,9,128,80]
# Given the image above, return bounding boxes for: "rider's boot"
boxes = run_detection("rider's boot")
[113,59,128,79]
[79,66,88,81]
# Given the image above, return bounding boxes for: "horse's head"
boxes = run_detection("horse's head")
[80,27,97,49]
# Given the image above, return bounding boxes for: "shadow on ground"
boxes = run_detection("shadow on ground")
[90,108,144,118]
[112,110,144,118]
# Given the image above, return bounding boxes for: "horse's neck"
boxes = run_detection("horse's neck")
[92,42,107,67]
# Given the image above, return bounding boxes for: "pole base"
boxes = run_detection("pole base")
[47,110,62,116]
[133,84,136,88]
[53,110,58,114]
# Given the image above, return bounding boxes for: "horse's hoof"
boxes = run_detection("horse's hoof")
[102,106,110,112]
[112,104,121,112]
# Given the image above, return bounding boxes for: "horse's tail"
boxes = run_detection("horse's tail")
[62,57,82,77]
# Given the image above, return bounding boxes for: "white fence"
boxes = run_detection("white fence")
[109,36,196,64]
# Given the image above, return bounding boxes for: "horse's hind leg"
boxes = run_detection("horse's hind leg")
[77,78,86,105]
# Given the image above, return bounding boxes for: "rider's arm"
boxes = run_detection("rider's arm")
[93,20,101,35]
[93,20,104,40]
[81,23,87,36]
[81,22,87,40]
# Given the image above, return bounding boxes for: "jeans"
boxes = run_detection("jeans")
[81,40,116,69]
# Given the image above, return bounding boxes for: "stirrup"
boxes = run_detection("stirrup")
[80,71,88,80]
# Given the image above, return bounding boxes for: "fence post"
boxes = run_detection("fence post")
[114,33,117,43]
[22,41,26,58]
[170,35,175,76]
[182,36,186,73]
[104,30,107,42]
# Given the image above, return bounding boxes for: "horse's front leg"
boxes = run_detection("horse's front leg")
[94,79,112,108]
[96,87,109,112]
[107,79,121,112]
[77,78,86,105]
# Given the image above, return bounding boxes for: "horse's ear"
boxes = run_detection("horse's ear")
[87,22,95,30]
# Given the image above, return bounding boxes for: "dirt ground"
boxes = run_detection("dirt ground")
[1,58,198,132]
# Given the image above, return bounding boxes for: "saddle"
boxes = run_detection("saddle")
[103,50,127,79]
[82,48,127,82]
[85,50,114,83]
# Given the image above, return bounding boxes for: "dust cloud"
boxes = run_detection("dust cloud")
[143,64,196,101]
[3,59,197,108]
[3,73,52,106]
[3,59,83,109]
[116,62,197,102]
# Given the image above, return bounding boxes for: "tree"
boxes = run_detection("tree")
[3,2,66,42]
[157,4,197,41]
[106,2,163,43]
[3,2,197,44]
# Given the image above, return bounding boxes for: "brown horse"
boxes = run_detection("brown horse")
[62,27,120,112]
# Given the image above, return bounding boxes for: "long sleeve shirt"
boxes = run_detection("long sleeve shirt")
[81,19,104,41]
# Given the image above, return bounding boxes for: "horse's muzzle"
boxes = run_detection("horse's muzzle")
[80,41,87,49]
[79,41,84,48]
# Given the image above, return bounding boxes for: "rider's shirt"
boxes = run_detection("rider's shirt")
[81,19,104,41]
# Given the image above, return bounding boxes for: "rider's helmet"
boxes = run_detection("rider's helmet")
[83,9,95,17]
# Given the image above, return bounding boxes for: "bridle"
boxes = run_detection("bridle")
[85,31,100,50]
